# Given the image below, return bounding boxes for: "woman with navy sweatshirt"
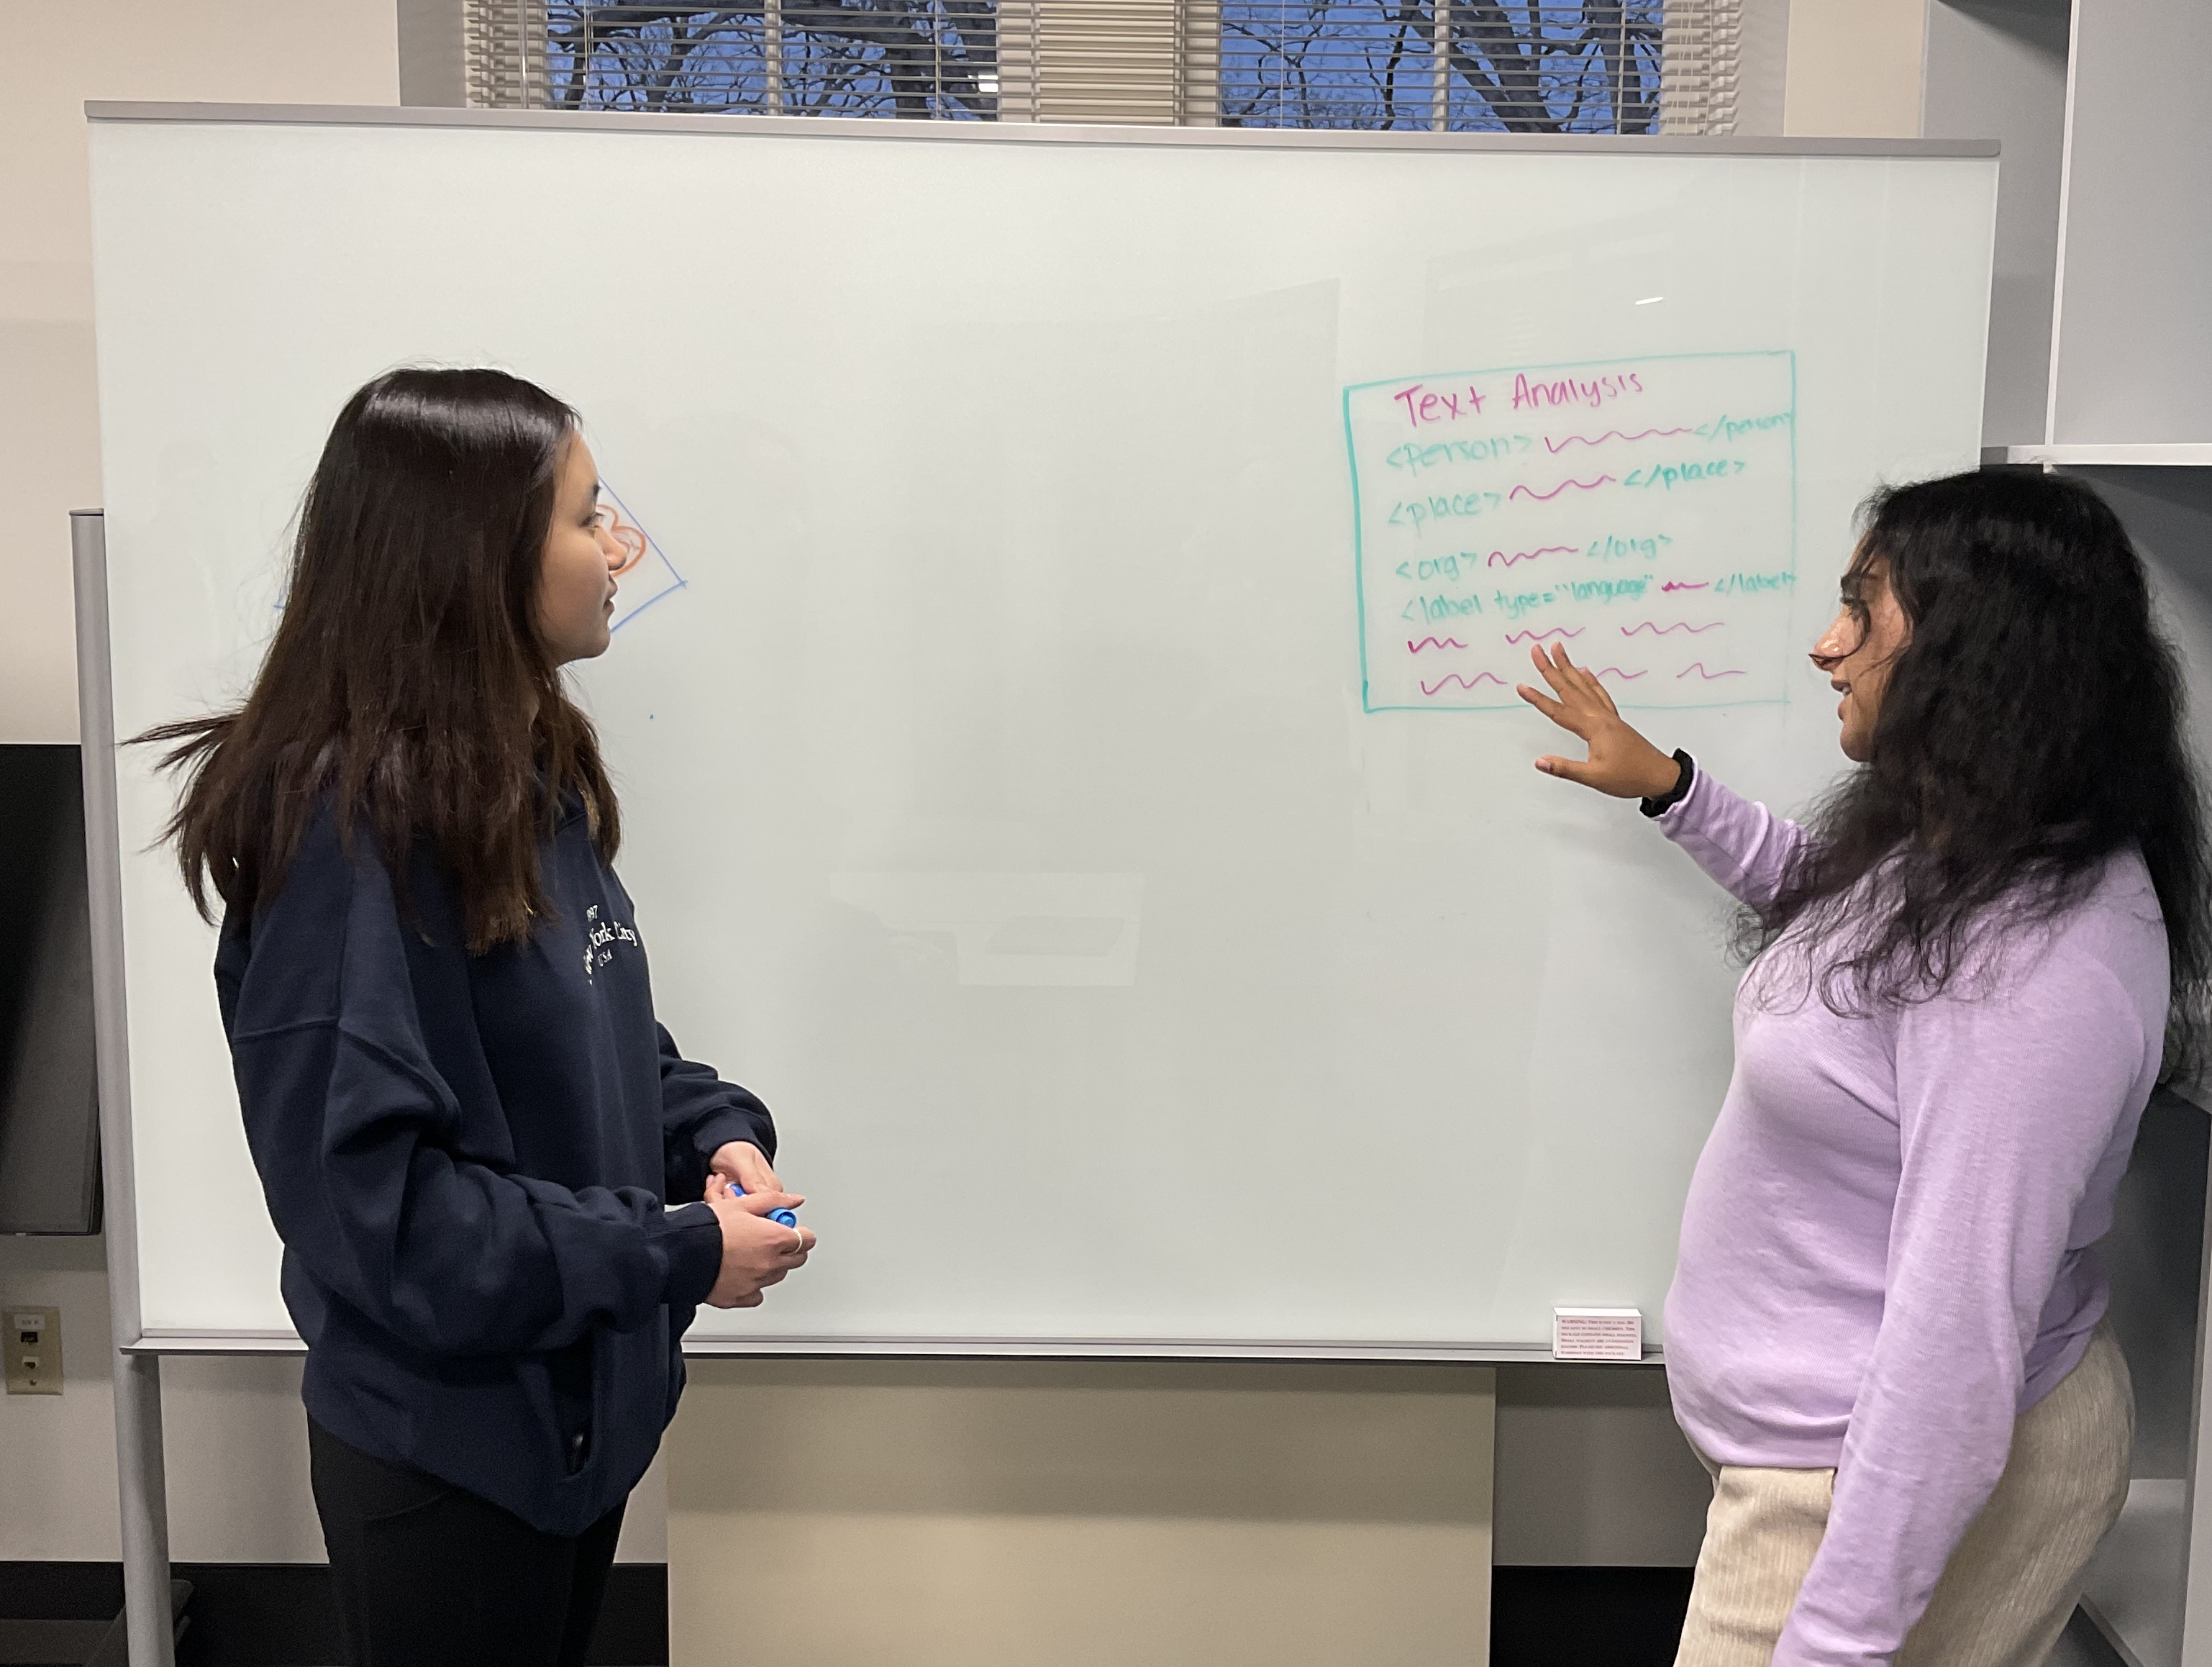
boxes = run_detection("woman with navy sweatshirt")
[142,368,813,1667]
[1521,469,2209,1667]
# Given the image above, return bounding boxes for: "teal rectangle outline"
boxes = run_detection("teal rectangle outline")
[1345,348,1799,713]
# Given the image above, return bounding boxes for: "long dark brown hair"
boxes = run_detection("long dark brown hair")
[1742,468,2211,1078]
[138,367,620,953]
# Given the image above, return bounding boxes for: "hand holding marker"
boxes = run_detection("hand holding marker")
[696,1171,810,1311]
[732,1181,798,1229]
[704,1143,801,1226]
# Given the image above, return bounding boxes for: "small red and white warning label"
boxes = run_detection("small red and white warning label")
[1552,1307,1644,1361]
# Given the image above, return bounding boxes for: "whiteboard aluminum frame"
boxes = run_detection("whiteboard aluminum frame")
[117,1330,1656,1364]
[83,99,1997,160]
[76,511,142,1348]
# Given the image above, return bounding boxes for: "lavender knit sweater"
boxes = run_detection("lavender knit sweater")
[1657,768,2165,1666]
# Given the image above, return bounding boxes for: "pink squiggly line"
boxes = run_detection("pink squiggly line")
[1508,475,1616,502]
[1487,545,1577,568]
[1505,627,1584,644]
[1542,425,1695,453]
[1620,620,1724,637]
[1407,636,1469,653]
[1662,580,1712,592]
[1678,663,1747,680]
[1593,666,1649,681]
[1421,672,1509,696]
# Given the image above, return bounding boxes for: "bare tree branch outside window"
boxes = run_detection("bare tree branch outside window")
[1221,2,1662,132]
[548,4,999,117]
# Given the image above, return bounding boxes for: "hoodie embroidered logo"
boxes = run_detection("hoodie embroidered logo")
[581,904,640,983]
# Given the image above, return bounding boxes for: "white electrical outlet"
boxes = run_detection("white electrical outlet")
[6,1305,61,1395]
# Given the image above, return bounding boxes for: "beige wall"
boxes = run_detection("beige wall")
[670,1361,1496,1667]
[1,1219,1693,1572]
[0,1234,325,1562]
[0,1224,672,1562]
[0,1237,122,1559]
[1784,0,1930,138]
[0,0,402,744]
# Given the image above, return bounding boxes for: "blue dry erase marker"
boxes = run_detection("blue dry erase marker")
[727,1179,798,1229]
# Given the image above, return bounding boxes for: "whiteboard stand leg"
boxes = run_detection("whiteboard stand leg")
[114,1350,176,1667]
[73,506,176,1665]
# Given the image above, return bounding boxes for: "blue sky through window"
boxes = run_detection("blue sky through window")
[1221,3,1662,132]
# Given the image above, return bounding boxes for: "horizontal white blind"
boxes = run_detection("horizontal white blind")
[1001,1,1219,127]
[465,0,549,108]
[463,1,1731,132]
[1657,0,1739,135]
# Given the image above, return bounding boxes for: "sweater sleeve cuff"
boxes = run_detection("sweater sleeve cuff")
[660,1203,724,1310]
[1653,755,1716,833]
[691,1107,775,1166]
[1639,750,1696,818]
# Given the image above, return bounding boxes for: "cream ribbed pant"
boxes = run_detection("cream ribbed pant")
[1674,1323,2134,1667]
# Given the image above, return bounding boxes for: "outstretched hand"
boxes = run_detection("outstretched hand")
[1516,643,1684,801]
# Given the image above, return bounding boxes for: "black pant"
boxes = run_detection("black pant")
[309,1417,626,1667]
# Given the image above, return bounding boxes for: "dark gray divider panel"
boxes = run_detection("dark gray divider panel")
[1921,0,2071,451]
[2047,1,2212,445]
[2108,1089,2208,1479]
[0,745,100,1233]
[2086,467,2212,1479]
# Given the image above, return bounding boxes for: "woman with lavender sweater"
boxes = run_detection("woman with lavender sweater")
[1519,470,2211,1667]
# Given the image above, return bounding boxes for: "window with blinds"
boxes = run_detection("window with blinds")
[1221,3,1663,132]
[468,4,1001,117]
[463,1,1737,134]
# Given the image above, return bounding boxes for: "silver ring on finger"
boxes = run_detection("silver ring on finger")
[791,1227,806,1257]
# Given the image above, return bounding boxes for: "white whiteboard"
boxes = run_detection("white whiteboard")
[86,109,1995,1352]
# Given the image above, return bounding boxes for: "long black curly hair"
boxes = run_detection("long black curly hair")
[1742,468,2212,1079]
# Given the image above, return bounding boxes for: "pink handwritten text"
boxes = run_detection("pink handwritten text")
[1508,476,1616,504]
[1542,424,1693,453]
[1393,383,1492,430]
[1511,370,1644,412]
[1421,672,1510,696]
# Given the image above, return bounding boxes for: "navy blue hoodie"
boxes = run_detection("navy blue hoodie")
[214,794,771,1536]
